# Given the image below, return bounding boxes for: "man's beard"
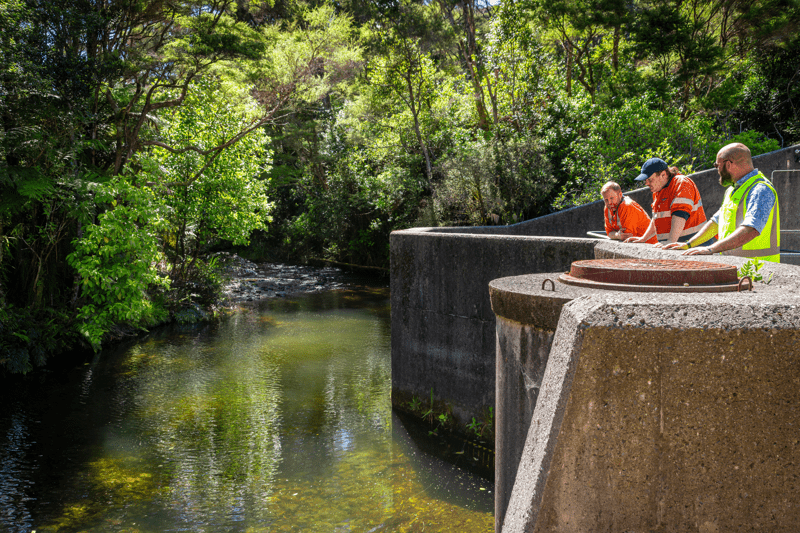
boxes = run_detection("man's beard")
[719,169,735,187]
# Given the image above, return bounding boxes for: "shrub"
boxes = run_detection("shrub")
[0,305,72,374]
[433,133,556,226]
[67,178,169,350]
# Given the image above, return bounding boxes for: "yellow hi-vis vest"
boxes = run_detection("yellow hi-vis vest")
[718,172,780,262]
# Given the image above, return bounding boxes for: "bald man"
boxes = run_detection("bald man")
[601,181,656,243]
[664,143,780,262]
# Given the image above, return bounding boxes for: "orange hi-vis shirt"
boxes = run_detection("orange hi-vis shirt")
[604,196,657,244]
[651,174,706,243]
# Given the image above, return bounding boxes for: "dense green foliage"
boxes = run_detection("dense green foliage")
[1,0,798,371]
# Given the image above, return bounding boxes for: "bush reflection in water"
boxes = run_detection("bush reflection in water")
[0,289,493,532]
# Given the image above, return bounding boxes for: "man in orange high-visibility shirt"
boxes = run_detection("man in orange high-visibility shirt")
[601,181,657,243]
[625,158,706,247]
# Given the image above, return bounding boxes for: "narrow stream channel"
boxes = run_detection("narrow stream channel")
[0,288,493,532]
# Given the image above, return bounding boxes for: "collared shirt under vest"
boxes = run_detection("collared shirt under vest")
[718,171,780,262]
[651,175,706,243]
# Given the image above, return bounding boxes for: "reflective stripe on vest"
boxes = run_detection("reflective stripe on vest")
[718,173,780,262]
[653,209,703,241]
[651,176,705,242]
[606,196,633,229]
[671,197,702,209]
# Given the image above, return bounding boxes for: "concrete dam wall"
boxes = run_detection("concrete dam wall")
[390,143,800,532]
[391,144,800,427]
[390,232,597,423]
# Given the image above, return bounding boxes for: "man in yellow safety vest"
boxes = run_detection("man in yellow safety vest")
[664,143,780,262]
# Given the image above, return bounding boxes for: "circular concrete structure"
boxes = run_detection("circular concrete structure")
[490,246,800,533]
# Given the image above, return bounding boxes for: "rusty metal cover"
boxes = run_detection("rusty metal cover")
[558,258,744,292]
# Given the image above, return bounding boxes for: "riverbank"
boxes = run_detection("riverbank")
[0,254,388,376]
[117,253,388,349]
[217,252,384,305]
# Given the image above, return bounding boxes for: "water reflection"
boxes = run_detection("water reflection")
[0,410,34,529]
[0,289,492,532]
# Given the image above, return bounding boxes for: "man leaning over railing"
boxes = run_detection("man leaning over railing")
[624,157,708,247]
[664,143,780,263]
[601,181,657,243]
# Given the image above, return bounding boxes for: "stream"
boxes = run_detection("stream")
[0,285,493,532]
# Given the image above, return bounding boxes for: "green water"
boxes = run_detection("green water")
[0,289,493,532]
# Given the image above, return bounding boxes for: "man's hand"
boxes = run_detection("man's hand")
[624,236,645,243]
[663,242,689,250]
[618,229,634,240]
[682,246,713,256]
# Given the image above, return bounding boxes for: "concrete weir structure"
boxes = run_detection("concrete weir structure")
[492,242,800,532]
[390,232,596,422]
[390,144,800,531]
[391,145,800,425]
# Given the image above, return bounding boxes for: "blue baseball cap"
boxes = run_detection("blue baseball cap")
[635,157,669,181]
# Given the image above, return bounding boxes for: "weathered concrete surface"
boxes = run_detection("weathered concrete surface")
[493,240,800,529]
[390,230,596,424]
[783,230,800,251]
[493,243,800,532]
[492,279,597,531]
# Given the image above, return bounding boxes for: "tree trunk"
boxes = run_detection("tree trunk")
[565,40,573,96]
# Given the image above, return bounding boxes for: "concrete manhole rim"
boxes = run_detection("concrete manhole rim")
[570,258,736,272]
[557,273,751,293]
[560,258,744,292]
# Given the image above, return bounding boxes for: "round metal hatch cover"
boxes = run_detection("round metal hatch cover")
[558,258,743,292]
